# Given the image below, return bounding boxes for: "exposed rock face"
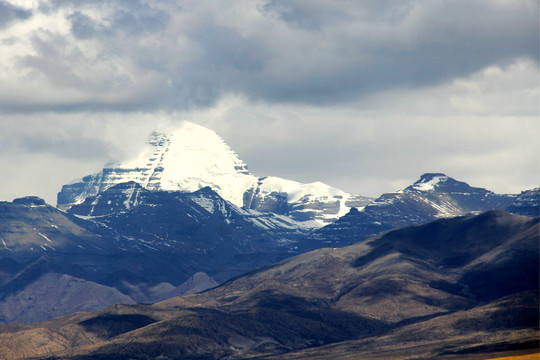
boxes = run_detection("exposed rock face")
[403,173,517,212]
[57,122,372,226]
[12,196,46,206]
[505,188,540,217]
[57,127,255,209]
[0,200,130,323]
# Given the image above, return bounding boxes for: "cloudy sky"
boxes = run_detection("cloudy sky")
[0,0,538,205]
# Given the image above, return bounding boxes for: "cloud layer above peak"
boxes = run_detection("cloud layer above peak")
[0,0,537,113]
[0,1,538,205]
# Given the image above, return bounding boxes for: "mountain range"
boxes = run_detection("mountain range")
[0,122,538,359]
[0,210,537,359]
[314,173,527,247]
[1,123,538,325]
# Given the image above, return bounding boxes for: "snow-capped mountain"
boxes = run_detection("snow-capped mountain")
[315,173,519,246]
[57,122,371,226]
[401,173,516,216]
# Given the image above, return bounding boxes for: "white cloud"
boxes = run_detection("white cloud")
[0,0,537,111]
[0,1,537,204]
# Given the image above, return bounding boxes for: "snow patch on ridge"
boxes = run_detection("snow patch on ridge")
[38,233,52,243]
[411,175,447,192]
[256,177,348,204]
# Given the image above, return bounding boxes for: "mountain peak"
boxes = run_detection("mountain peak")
[418,172,448,180]
[58,122,256,208]
[408,173,449,192]
[12,196,46,206]
[57,121,359,226]
[108,121,253,192]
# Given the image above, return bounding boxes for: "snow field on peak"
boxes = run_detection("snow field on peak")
[258,177,348,204]
[156,123,257,205]
[122,122,350,212]
[255,176,354,221]
[411,175,447,192]
[94,122,259,207]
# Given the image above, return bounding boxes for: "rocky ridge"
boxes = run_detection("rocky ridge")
[505,187,540,217]
[315,173,519,246]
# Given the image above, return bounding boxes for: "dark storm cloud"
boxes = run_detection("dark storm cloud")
[0,1,537,207]
[1,0,538,112]
[242,0,539,104]
[0,1,31,29]
[110,8,169,35]
[167,23,271,107]
[179,0,539,106]
[181,1,535,106]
